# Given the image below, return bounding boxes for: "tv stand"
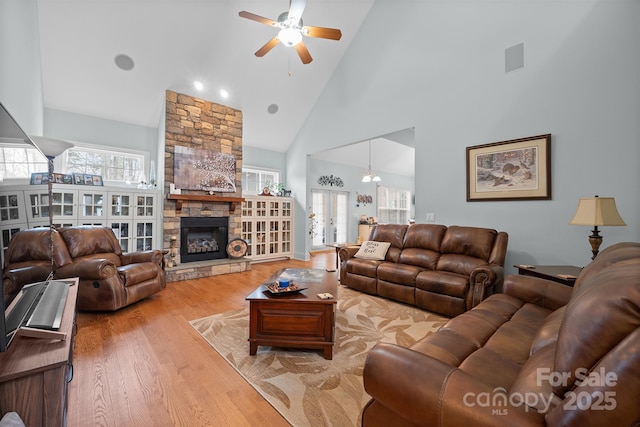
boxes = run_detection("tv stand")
[0,278,78,426]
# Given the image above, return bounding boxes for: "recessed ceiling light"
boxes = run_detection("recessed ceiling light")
[193,81,204,91]
[267,104,279,114]
[114,54,134,71]
[220,89,229,98]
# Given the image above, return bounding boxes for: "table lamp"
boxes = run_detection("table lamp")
[569,195,626,260]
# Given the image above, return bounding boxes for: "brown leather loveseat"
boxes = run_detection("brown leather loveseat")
[339,224,508,317]
[362,242,640,426]
[2,226,165,311]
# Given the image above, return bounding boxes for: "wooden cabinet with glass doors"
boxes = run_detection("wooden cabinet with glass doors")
[0,184,160,258]
[241,196,294,261]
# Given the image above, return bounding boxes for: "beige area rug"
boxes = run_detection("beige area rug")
[190,286,448,427]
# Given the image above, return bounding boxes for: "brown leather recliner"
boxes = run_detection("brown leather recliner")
[362,242,640,426]
[55,226,166,311]
[2,228,71,308]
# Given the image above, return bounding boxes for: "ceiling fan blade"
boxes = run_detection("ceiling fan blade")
[294,41,313,64]
[255,36,280,57]
[288,0,307,23]
[238,11,277,27]
[303,25,342,41]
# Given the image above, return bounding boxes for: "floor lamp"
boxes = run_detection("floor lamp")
[569,195,626,260]
[30,136,74,277]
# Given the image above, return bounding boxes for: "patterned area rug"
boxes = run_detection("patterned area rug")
[190,286,448,427]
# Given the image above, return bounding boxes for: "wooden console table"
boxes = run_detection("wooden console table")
[0,279,78,427]
[516,265,582,287]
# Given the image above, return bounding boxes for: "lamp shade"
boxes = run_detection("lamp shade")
[569,197,626,226]
[29,136,74,158]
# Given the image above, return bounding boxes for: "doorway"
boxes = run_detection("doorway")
[310,189,349,250]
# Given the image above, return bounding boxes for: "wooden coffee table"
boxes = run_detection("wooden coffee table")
[246,268,338,360]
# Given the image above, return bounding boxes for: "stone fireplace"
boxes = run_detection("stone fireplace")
[163,90,250,282]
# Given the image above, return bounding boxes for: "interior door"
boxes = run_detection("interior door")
[310,189,349,250]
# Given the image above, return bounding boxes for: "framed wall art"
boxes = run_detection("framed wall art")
[466,134,551,201]
[174,145,237,192]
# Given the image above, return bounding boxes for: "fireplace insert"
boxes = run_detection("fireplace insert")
[180,217,229,263]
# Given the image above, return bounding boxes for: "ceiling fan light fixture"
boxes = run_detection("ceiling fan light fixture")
[278,27,302,46]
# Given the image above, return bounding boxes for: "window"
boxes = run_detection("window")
[377,186,411,224]
[242,167,280,195]
[0,146,48,179]
[62,144,146,184]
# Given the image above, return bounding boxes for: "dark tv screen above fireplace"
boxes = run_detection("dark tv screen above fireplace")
[180,217,229,263]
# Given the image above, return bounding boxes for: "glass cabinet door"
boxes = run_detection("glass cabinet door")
[108,192,133,219]
[134,193,156,219]
[0,192,25,224]
[79,190,105,220]
[110,221,132,253]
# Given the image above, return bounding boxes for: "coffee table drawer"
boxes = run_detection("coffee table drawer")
[256,304,332,338]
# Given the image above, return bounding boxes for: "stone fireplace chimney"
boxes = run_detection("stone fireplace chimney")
[162,90,249,282]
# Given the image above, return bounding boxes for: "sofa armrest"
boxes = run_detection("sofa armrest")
[3,265,51,287]
[468,265,504,308]
[2,265,51,305]
[363,343,544,427]
[55,258,118,280]
[338,245,360,262]
[502,274,572,310]
[121,250,163,267]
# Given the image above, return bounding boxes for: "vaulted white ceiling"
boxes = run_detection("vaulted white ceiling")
[36,0,374,153]
[35,0,415,176]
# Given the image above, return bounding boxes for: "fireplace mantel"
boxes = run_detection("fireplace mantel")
[167,194,245,213]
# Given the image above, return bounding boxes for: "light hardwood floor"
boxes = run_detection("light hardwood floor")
[68,252,335,427]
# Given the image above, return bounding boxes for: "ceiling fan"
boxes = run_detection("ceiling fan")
[239,0,342,64]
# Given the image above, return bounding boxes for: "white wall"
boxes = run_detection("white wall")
[288,0,640,272]
[43,108,158,161]
[0,0,43,135]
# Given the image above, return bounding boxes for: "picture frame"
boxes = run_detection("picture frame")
[466,134,551,201]
[70,173,102,185]
[30,173,44,185]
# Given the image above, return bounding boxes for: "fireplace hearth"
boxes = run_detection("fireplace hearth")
[180,217,229,263]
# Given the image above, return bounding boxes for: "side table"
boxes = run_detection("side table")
[325,243,358,271]
[515,265,582,287]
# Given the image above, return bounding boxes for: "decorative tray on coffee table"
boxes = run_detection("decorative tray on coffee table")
[265,282,307,295]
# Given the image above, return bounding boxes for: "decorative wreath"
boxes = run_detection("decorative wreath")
[317,175,344,187]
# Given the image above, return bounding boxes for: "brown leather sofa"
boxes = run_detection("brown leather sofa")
[339,224,508,317]
[2,226,166,311]
[362,242,640,427]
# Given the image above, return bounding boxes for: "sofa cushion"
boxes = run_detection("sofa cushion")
[440,226,497,260]
[508,344,560,413]
[435,254,488,277]
[402,224,446,252]
[60,225,123,259]
[345,258,381,278]
[416,270,468,297]
[369,224,407,262]
[118,263,159,287]
[355,241,391,260]
[530,306,565,356]
[378,262,422,286]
